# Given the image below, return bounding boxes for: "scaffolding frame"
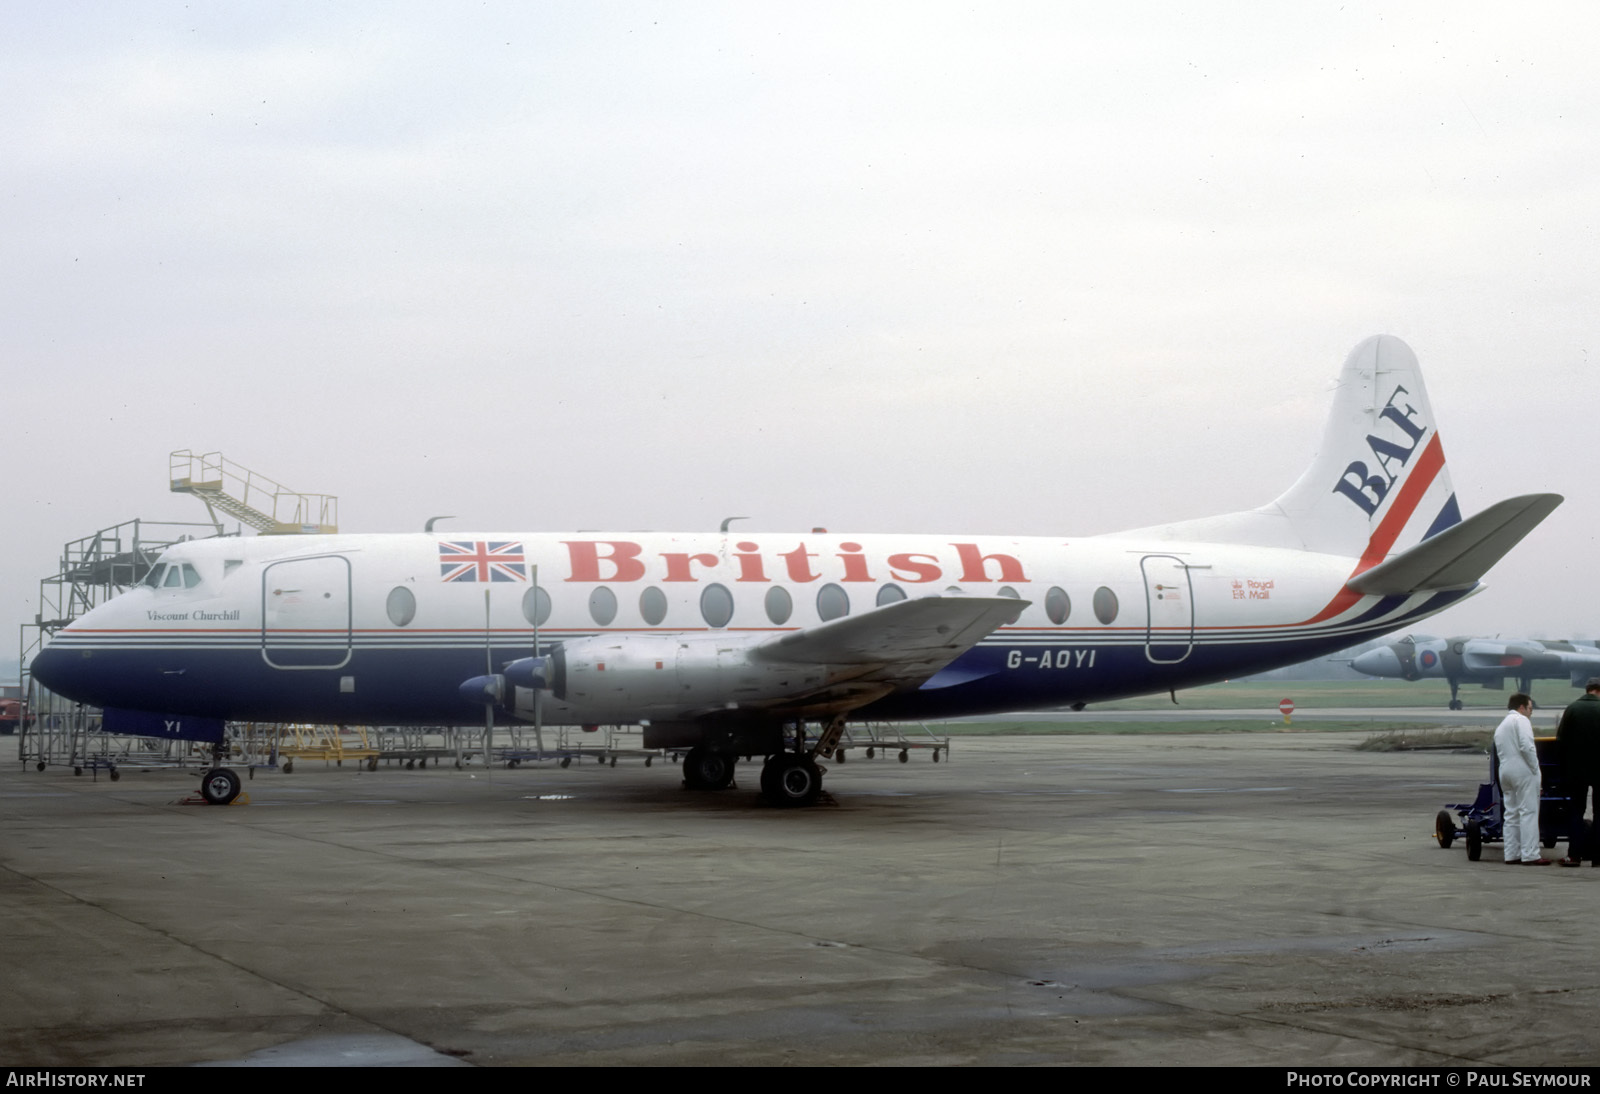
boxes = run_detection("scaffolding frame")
[18,518,235,770]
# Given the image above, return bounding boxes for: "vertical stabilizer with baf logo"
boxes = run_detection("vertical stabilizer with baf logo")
[1116,335,1559,597]
[1269,334,1458,560]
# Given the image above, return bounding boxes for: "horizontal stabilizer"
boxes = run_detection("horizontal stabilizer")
[756,595,1027,683]
[1345,493,1563,595]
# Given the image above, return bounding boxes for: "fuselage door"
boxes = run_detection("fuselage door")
[1142,555,1194,664]
[262,555,353,670]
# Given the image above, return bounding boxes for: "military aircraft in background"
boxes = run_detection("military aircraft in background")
[30,335,1563,807]
[1350,635,1600,709]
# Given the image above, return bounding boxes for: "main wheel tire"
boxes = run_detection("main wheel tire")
[683,745,736,790]
[1435,810,1455,849]
[760,754,822,807]
[1465,817,1483,862]
[200,767,242,806]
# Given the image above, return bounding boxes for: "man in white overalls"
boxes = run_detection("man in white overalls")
[1494,693,1545,865]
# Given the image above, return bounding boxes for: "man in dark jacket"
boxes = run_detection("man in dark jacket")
[1557,678,1600,866]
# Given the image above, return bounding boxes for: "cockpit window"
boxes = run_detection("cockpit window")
[148,562,202,590]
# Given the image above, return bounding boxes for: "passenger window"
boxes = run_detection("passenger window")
[589,586,617,626]
[700,584,734,628]
[522,586,552,627]
[640,587,668,626]
[386,587,417,627]
[876,584,906,607]
[817,583,849,621]
[1093,586,1119,625]
[1045,587,1071,625]
[764,586,793,625]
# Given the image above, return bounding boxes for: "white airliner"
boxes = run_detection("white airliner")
[30,336,1560,807]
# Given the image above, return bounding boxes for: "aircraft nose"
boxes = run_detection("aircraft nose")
[1351,647,1402,678]
[29,643,84,700]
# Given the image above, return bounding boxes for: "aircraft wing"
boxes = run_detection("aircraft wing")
[1458,639,1600,674]
[754,594,1027,688]
[1346,493,1563,595]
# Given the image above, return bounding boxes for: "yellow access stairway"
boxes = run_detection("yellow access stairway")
[169,450,337,535]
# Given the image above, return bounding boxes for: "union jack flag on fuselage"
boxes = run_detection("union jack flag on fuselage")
[439,541,528,583]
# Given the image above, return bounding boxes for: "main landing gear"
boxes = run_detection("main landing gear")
[758,715,846,809]
[678,716,847,807]
[759,752,822,808]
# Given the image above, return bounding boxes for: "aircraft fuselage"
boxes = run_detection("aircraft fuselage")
[32,529,1469,727]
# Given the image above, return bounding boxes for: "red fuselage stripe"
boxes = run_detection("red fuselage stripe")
[1305,433,1446,625]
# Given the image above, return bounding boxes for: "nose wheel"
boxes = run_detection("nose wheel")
[200,767,242,805]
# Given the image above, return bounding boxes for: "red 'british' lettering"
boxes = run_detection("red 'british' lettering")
[661,552,719,582]
[887,552,942,583]
[563,541,646,582]
[837,542,874,582]
[951,543,1028,583]
[778,544,822,583]
[732,542,768,582]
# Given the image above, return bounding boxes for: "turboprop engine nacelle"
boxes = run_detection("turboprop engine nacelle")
[502,634,830,723]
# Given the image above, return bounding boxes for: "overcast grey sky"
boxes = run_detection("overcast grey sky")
[5,2,1597,666]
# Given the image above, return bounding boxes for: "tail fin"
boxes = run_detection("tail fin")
[1267,334,1460,557]
[1127,335,1462,559]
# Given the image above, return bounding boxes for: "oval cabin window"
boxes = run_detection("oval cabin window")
[1045,587,1070,625]
[589,586,617,626]
[817,583,850,622]
[764,586,793,625]
[639,586,668,626]
[385,586,416,627]
[1093,586,1119,625]
[700,584,734,628]
[522,586,551,627]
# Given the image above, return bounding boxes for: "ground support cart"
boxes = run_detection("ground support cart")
[1433,737,1584,861]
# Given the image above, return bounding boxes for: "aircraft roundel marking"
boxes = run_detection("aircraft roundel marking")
[1420,650,1437,668]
